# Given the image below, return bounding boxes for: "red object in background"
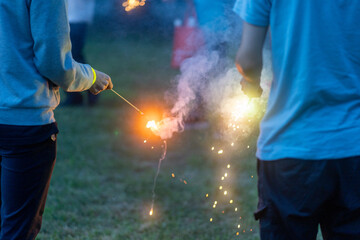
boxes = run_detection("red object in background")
[171,5,204,69]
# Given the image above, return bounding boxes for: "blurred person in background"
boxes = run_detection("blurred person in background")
[184,0,235,127]
[0,0,112,239]
[193,0,234,58]
[235,0,360,239]
[64,0,98,106]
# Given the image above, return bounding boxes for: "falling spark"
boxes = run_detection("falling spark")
[205,194,209,198]
[224,173,228,177]
[183,180,187,184]
[230,200,233,204]
[210,218,213,222]
[238,224,241,229]
[231,142,234,146]
[218,149,223,154]
[149,141,167,217]
[224,191,228,195]
[235,208,238,212]
[144,140,147,143]
[221,177,225,181]
[213,205,216,208]
[214,201,218,204]
[247,145,250,149]
[251,175,254,178]
[219,186,223,190]
[171,173,175,178]
[227,164,231,168]
[236,232,239,236]
[211,147,215,151]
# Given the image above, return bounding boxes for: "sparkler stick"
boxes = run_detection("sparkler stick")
[110,89,144,115]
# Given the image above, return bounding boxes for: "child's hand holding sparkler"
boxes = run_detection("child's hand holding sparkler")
[240,79,263,98]
[89,70,113,95]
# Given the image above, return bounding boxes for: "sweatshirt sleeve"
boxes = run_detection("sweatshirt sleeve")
[30,0,95,92]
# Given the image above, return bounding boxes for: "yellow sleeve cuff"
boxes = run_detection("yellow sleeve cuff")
[91,67,96,85]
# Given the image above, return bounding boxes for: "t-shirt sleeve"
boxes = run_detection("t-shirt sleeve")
[233,0,271,27]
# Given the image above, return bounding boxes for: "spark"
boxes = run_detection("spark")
[235,207,238,212]
[221,177,225,181]
[224,191,228,195]
[144,140,147,143]
[149,208,153,216]
[210,218,213,222]
[183,180,187,184]
[231,142,234,147]
[237,224,241,229]
[214,201,218,204]
[229,200,233,204]
[219,186,223,190]
[247,145,250,149]
[205,193,209,198]
[218,149,223,154]
[211,147,215,151]
[224,173,228,177]
[227,164,231,168]
[251,175,254,178]
[171,173,175,178]
[236,232,239,236]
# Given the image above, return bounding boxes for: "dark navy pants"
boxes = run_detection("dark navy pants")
[0,124,57,239]
[256,158,360,240]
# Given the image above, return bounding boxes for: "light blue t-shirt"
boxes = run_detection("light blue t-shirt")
[234,0,360,160]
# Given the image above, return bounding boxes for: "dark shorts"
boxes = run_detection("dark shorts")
[256,158,360,240]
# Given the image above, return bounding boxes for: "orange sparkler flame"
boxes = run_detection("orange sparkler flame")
[149,208,153,216]
[146,120,158,130]
[122,0,146,12]
[145,117,182,140]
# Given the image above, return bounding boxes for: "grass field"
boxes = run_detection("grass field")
[36,34,323,240]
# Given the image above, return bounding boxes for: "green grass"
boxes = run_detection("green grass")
[37,34,323,239]
[36,106,260,240]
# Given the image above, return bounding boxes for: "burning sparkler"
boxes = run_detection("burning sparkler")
[204,95,264,235]
[122,0,146,12]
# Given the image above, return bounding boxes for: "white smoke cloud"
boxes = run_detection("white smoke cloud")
[151,49,272,140]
